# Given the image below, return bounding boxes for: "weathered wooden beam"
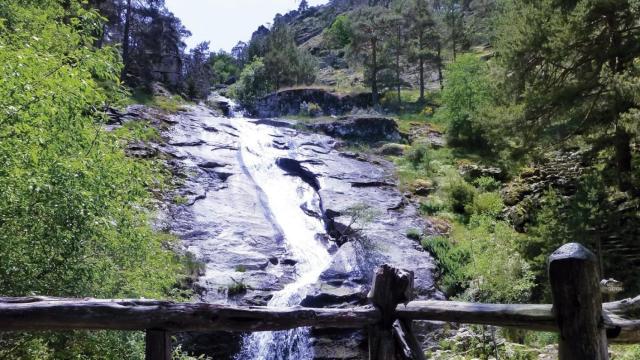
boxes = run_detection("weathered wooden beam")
[392,319,426,360]
[368,264,414,360]
[0,298,381,332]
[396,301,557,331]
[549,243,608,360]
[145,330,171,360]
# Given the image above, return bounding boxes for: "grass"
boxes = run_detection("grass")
[127,88,191,114]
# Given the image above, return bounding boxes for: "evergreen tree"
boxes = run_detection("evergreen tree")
[349,6,396,106]
[405,0,439,100]
[264,23,316,89]
[495,0,640,188]
[299,0,310,12]
[183,42,213,99]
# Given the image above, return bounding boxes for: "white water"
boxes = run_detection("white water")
[226,100,332,360]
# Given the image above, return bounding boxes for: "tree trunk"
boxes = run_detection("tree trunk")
[371,39,379,107]
[121,0,132,81]
[396,25,402,107]
[437,42,444,90]
[614,128,632,190]
[419,58,425,102]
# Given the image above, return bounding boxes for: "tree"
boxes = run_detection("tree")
[263,23,316,89]
[298,0,309,12]
[0,0,183,357]
[437,54,491,147]
[349,6,396,106]
[495,0,640,188]
[210,51,241,85]
[233,58,272,104]
[405,0,439,100]
[182,42,213,99]
[325,14,353,49]
[434,0,466,60]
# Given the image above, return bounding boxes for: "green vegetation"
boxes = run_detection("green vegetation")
[0,1,192,358]
[324,14,353,48]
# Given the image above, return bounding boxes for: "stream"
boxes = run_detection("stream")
[155,95,440,359]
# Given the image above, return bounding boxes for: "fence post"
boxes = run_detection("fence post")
[145,329,171,360]
[368,264,414,360]
[548,243,608,360]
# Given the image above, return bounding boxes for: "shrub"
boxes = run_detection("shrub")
[473,176,502,192]
[446,179,477,214]
[422,236,470,296]
[406,143,429,169]
[435,54,491,148]
[467,192,504,217]
[420,198,445,215]
[406,228,422,240]
[300,101,323,117]
[231,57,272,105]
[325,14,352,48]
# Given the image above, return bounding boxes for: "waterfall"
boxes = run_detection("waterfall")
[225,99,331,360]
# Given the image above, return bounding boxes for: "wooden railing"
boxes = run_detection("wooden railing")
[2,243,640,360]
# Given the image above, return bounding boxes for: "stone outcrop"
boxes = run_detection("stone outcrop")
[307,116,402,142]
[116,103,442,359]
[251,88,371,118]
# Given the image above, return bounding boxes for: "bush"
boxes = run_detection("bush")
[435,54,491,148]
[300,101,323,117]
[406,228,422,240]
[231,57,272,105]
[420,198,446,215]
[406,143,429,169]
[422,236,470,296]
[446,179,477,214]
[473,176,502,192]
[0,2,185,357]
[325,14,352,48]
[467,192,504,217]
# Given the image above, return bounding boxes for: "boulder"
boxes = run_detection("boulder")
[251,88,371,118]
[376,143,408,156]
[308,116,402,142]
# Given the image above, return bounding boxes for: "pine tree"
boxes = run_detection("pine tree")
[349,6,396,106]
[495,0,640,188]
[405,0,439,101]
[299,0,309,12]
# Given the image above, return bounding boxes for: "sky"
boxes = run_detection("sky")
[165,0,330,52]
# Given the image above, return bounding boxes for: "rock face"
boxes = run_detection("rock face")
[142,103,439,359]
[308,116,403,142]
[251,88,372,118]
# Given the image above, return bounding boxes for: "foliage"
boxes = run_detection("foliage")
[406,228,422,240]
[348,6,398,106]
[210,51,241,85]
[182,42,214,100]
[472,176,501,192]
[406,143,429,169]
[467,192,504,218]
[231,57,272,104]
[435,54,491,148]
[0,1,184,357]
[422,236,470,295]
[445,178,477,214]
[264,23,317,89]
[325,14,352,49]
[494,0,640,187]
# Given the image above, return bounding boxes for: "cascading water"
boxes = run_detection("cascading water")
[223,99,332,360]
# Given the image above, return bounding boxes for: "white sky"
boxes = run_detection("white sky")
[165,0,330,52]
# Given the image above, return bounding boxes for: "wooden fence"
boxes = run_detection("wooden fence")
[2,243,640,360]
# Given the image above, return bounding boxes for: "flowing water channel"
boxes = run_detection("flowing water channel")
[222,100,332,359]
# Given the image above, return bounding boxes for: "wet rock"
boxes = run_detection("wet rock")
[126,141,158,158]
